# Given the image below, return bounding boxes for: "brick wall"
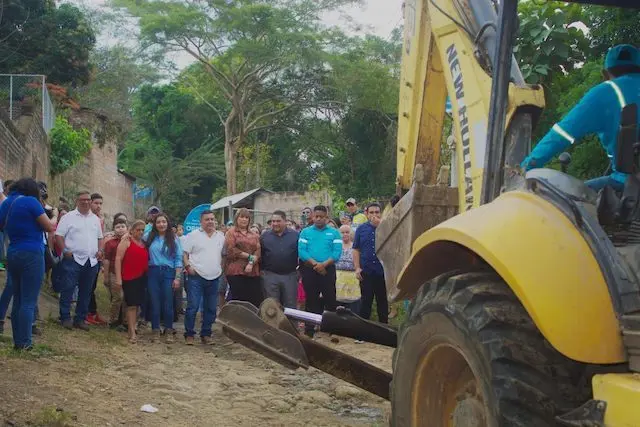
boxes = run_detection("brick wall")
[0,106,49,182]
[49,109,134,224]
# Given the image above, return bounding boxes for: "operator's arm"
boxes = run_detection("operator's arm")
[522,84,614,170]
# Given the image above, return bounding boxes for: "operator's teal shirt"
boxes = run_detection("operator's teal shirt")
[298,224,342,263]
[522,73,640,184]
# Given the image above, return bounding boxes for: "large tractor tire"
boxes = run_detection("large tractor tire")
[391,269,592,427]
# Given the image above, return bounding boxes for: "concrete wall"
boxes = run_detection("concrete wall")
[0,105,134,224]
[49,109,134,223]
[253,190,332,226]
[0,106,49,182]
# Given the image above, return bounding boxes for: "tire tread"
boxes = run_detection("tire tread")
[392,268,591,426]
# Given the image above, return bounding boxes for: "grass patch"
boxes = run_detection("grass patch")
[95,279,112,319]
[30,406,75,427]
[0,341,58,359]
[87,327,125,346]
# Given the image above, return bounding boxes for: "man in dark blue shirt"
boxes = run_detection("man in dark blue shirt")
[353,202,388,324]
[260,210,299,308]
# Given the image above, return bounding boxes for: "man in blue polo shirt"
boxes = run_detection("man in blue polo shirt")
[298,205,342,337]
[353,202,388,324]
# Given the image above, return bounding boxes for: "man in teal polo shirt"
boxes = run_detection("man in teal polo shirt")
[298,205,342,337]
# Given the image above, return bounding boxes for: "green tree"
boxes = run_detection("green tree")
[302,33,400,200]
[50,116,92,176]
[0,0,96,85]
[119,135,225,219]
[123,83,227,213]
[585,6,640,56]
[115,0,357,195]
[74,45,160,132]
[515,1,589,84]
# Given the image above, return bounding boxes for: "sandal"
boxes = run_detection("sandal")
[129,336,137,344]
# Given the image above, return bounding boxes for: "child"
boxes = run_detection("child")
[103,217,128,329]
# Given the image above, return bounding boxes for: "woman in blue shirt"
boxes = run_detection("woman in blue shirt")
[145,212,183,343]
[0,178,56,350]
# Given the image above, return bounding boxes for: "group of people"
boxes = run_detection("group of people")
[0,176,390,349]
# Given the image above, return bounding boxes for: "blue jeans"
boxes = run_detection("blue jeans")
[585,175,625,192]
[51,262,65,294]
[184,274,218,338]
[0,273,13,320]
[59,257,99,324]
[7,250,44,348]
[0,273,40,322]
[0,231,5,261]
[148,266,175,331]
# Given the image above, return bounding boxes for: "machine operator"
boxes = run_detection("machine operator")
[521,44,640,192]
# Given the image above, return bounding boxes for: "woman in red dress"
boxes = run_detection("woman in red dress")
[114,220,148,344]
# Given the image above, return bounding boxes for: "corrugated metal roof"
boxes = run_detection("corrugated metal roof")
[210,188,269,210]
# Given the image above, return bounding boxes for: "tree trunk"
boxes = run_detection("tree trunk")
[225,141,238,195]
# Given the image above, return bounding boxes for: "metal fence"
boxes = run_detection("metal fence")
[0,74,56,134]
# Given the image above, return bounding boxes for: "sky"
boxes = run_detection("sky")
[71,0,405,69]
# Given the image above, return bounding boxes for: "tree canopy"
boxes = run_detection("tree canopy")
[0,0,96,85]
[0,0,630,220]
[115,0,361,195]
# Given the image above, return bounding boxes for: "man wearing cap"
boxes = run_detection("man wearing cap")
[522,44,640,192]
[345,198,367,228]
[144,206,160,234]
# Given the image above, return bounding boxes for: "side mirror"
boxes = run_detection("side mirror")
[558,152,572,174]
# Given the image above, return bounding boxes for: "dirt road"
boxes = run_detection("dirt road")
[0,276,392,426]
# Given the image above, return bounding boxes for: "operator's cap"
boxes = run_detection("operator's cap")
[605,44,640,70]
[346,197,356,205]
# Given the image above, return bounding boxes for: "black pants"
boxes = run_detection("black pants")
[88,262,101,315]
[227,275,264,309]
[360,273,388,324]
[300,265,337,335]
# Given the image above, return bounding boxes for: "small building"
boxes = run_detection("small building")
[211,188,272,224]
[211,188,332,227]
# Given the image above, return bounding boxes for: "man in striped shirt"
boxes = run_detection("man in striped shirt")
[298,205,342,337]
[522,44,640,192]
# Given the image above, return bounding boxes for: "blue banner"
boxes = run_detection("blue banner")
[183,204,212,235]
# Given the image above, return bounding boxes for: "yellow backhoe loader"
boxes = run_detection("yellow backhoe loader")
[218,0,640,425]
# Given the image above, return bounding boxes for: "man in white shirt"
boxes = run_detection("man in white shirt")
[55,191,104,331]
[182,210,225,345]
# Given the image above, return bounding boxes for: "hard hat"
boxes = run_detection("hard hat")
[605,44,640,70]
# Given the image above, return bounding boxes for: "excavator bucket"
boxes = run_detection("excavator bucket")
[217,301,309,370]
[377,166,459,299]
[218,299,393,400]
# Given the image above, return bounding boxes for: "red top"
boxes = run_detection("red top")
[104,237,121,274]
[122,240,149,281]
